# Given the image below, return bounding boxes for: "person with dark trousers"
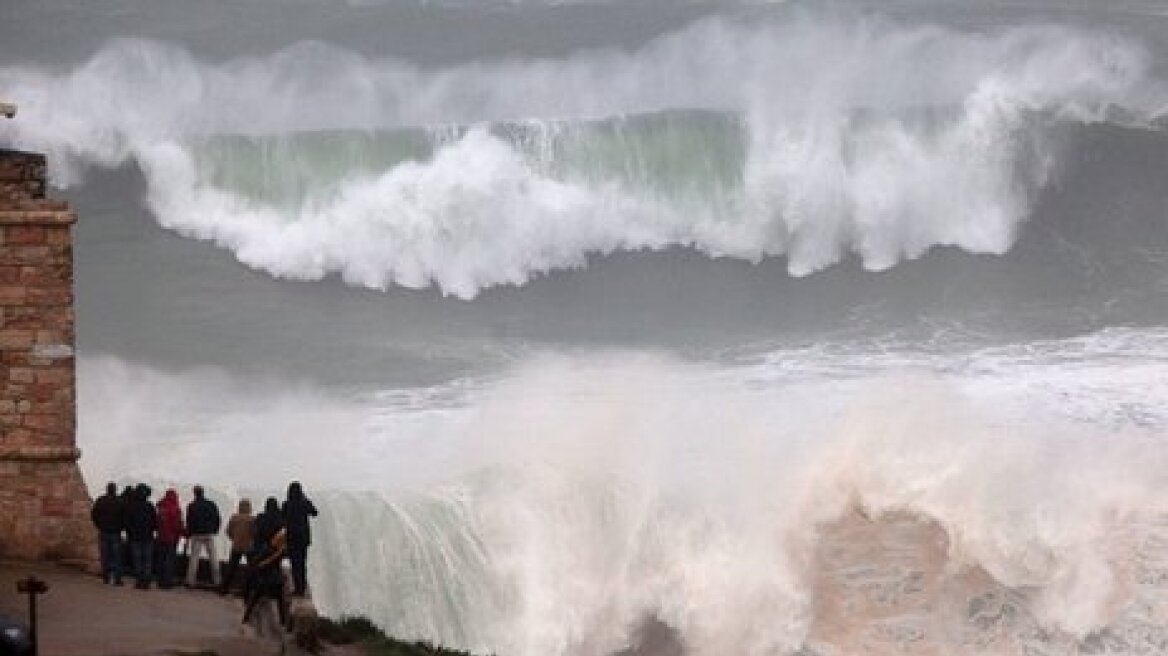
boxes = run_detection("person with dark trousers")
[185,485,222,588]
[154,489,185,589]
[241,527,288,627]
[124,484,158,589]
[119,485,135,572]
[281,481,318,597]
[219,497,256,596]
[90,481,124,585]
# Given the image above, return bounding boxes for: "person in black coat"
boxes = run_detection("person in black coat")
[119,485,135,575]
[184,485,222,588]
[253,497,285,552]
[89,481,124,585]
[281,481,318,597]
[124,484,158,589]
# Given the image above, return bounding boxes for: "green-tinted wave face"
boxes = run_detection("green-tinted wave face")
[192,128,440,210]
[501,110,747,201]
[190,110,748,212]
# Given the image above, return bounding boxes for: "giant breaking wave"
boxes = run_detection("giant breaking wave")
[2,14,1165,298]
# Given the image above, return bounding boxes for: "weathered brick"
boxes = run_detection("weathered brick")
[26,287,71,305]
[19,265,68,285]
[0,245,49,263]
[45,229,71,246]
[23,414,67,432]
[27,385,61,404]
[33,368,70,384]
[40,497,74,518]
[38,306,72,327]
[3,226,46,245]
[0,329,34,348]
[3,383,27,398]
[2,315,40,329]
[4,427,33,442]
[0,285,25,303]
[33,329,67,344]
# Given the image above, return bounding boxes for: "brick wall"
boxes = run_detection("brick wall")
[0,150,47,203]
[0,149,92,562]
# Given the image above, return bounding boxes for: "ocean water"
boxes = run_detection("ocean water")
[4,1,1168,654]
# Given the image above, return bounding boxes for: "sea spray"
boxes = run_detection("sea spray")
[77,344,1168,655]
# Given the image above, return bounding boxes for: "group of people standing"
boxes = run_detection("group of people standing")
[90,480,319,622]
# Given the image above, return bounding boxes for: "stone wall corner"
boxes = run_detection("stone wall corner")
[0,147,94,564]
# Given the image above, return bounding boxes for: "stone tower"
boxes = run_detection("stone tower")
[0,142,94,562]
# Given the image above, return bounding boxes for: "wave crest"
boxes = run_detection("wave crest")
[1,15,1162,297]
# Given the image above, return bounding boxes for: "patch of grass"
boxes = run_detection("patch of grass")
[318,616,490,656]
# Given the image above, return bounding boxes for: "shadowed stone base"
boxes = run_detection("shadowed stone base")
[0,449,93,561]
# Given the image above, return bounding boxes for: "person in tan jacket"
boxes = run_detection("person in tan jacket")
[219,498,256,595]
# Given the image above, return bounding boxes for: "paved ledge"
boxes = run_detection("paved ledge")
[0,560,364,656]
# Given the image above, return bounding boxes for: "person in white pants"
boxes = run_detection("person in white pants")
[185,485,222,587]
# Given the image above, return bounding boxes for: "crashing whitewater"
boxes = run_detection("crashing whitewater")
[78,340,1168,655]
[2,16,1165,298]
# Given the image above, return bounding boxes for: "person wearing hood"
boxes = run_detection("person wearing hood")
[281,481,319,597]
[253,496,285,553]
[155,489,185,589]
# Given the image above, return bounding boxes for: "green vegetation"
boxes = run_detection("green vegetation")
[318,616,490,656]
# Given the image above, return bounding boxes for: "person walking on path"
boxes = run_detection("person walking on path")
[185,485,222,588]
[90,481,125,585]
[124,484,158,589]
[219,497,256,596]
[155,488,185,589]
[281,481,318,597]
[241,527,288,627]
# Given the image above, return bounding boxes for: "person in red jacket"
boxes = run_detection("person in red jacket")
[155,489,185,589]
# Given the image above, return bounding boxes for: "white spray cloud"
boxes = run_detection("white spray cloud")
[76,338,1168,655]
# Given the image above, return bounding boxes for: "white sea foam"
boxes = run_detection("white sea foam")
[2,15,1162,297]
[77,329,1168,655]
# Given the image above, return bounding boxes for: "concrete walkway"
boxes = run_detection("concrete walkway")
[0,560,344,656]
